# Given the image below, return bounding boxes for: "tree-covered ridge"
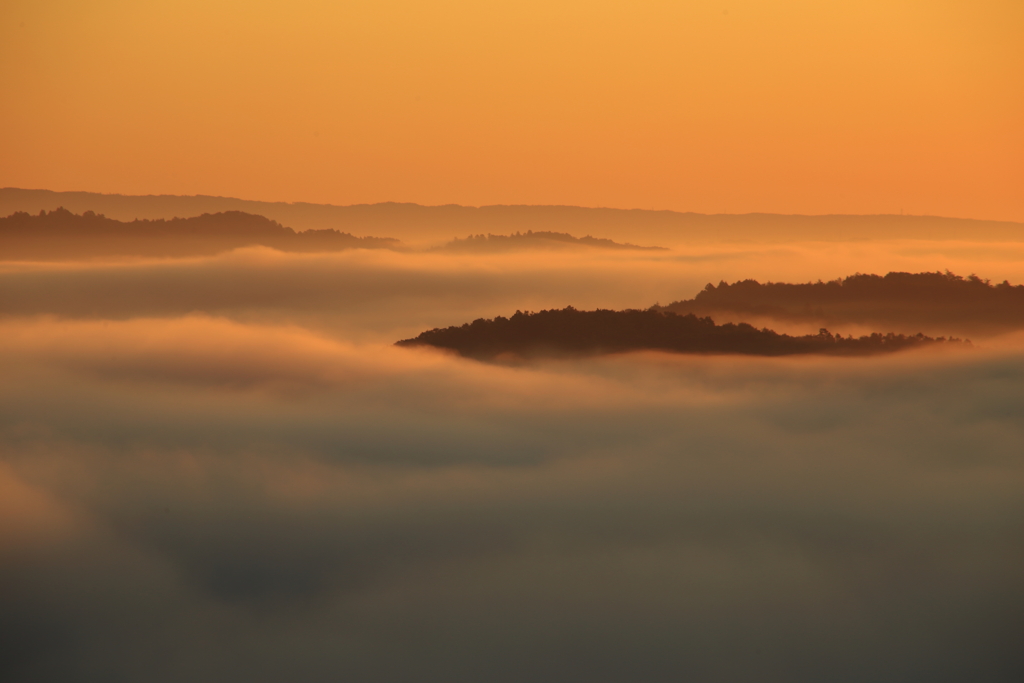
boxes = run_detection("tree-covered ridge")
[7,188,1024,244]
[0,208,399,259]
[656,271,1024,335]
[436,230,666,252]
[397,307,961,359]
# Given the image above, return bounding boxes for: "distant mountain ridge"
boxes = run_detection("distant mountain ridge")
[436,230,666,252]
[656,271,1024,337]
[397,307,961,360]
[0,208,397,259]
[3,188,1021,244]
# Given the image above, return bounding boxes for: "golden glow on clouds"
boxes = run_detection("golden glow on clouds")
[5,239,1024,341]
[2,0,1022,219]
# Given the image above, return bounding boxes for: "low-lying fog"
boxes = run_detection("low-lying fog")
[2,240,1022,681]
[5,238,1024,339]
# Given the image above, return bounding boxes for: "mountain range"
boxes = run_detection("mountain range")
[4,188,1021,245]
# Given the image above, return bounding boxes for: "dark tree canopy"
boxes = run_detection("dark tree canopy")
[655,271,1024,336]
[0,208,399,259]
[397,307,961,360]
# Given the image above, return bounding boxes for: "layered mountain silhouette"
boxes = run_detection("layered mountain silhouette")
[4,188,1023,244]
[436,231,665,252]
[397,307,961,360]
[655,271,1024,337]
[0,208,398,259]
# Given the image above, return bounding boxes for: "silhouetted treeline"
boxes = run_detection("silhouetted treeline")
[0,208,399,259]
[397,307,961,359]
[656,271,1024,336]
[6,187,1024,244]
[436,230,665,252]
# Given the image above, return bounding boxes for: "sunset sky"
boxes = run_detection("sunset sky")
[2,0,1021,220]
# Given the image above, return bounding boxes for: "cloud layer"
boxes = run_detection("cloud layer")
[3,237,1024,680]
[2,313,1022,681]
[5,239,1024,340]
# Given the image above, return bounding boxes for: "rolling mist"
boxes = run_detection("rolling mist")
[1,196,1022,682]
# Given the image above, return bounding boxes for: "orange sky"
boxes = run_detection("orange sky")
[1,0,1021,221]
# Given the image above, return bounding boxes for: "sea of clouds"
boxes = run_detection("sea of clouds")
[1,243,1022,681]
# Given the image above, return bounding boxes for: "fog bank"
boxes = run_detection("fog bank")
[1,316,1022,681]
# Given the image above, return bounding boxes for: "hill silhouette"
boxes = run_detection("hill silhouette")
[397,307,961,360]
[435,230,666,252]
[656,271,1024,337]
[4,188,1022,245]
[0,208,399,259]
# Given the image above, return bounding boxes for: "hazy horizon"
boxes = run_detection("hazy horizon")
[5,188,1023,248]
[9,185,1024,221]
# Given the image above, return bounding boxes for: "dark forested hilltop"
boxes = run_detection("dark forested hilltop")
[435,231,666,252]
[0,208,399,259]
[397,307,960,360]
[655,271,1024,337]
